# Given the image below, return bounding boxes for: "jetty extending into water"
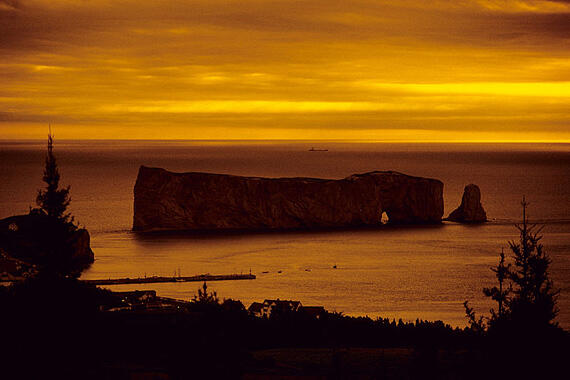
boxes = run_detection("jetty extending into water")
[84,273,255,286]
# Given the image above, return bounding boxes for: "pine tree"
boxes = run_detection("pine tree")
[36,131,71,221]
[465,197,560,333]
[193,282,219,305]
[499,197,559,329]
[483,249,510,322]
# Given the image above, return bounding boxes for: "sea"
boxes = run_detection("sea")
[1,140,569,329]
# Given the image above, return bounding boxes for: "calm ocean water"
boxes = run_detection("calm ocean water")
[1,140,569,328]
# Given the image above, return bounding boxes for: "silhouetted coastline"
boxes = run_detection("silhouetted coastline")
[1,276,567,379]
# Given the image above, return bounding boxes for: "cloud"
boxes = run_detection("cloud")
[473,0,570,12]
[0,0,21,10]
[1,1,569,54]
[0,1,569,140]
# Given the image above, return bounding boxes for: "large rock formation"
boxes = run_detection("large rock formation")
[446,184,487,223]
[133,166,444,232]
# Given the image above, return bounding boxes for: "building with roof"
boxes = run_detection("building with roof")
[248,299,327,319]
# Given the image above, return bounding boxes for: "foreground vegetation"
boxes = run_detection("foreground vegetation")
[0,274,567,379]
[461,199,565,379]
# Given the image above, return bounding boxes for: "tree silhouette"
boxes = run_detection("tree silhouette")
[465,197,560,334]
[482,249,510,322]
[497,197,559,330]
[36,131,71,221]
[193,281,219,305]
[29,130,86,277]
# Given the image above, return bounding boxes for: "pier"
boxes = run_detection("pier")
[84,273,256,286]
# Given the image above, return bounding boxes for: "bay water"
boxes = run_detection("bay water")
[1,140,569,328]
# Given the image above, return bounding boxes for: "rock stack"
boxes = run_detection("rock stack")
[446,184,487,223]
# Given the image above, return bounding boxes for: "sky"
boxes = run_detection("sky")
[1,0,569,141]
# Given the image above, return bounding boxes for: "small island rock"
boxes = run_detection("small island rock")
[446,184,487,223]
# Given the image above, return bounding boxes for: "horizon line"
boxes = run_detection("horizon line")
[1,138,570,144]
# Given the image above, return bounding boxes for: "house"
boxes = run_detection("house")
[105,290,157,311]
[300,306,326,320]
[248,299,328,319]
[248,299,304,317]
[263,299,302,317]
[105,291,193,312]
[114,290,157,305]
[248,302,264,317]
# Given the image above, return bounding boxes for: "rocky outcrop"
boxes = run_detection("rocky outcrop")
[0,214,94,275]
[446,184,487,223]
[68,228,94,265]
[133,166,444,232]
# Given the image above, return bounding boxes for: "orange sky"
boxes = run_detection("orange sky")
[1,0,569,141]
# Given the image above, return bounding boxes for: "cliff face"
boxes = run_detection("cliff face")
[133,166,444,232]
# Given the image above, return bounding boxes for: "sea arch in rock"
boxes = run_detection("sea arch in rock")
[133,166,444,232]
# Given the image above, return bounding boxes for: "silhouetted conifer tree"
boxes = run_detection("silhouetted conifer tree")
[465,197,560,333]
[193,281,219,305]
[497,198,559,330]
[463,301,486,333]
[31,130,84,277]
[36,130,71,221]
[483,249,510,322]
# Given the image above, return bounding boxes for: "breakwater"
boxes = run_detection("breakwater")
[84,273,255,286]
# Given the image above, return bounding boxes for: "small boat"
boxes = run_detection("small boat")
[332,264,337,269]
[261,271,269,274]
[308,147,328,152]
[277,270,282,273]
